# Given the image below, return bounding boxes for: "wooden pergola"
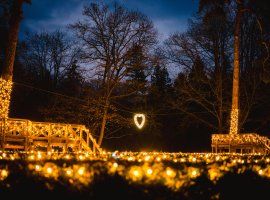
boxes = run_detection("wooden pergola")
[0,118,102,153]
[211,133,270,154]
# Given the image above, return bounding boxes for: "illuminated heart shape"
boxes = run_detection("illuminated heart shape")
[134,114,146,129]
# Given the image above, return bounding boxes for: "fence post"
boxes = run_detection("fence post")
[79,128,82,151]
[47,123,52,152]
[25,120,28,151]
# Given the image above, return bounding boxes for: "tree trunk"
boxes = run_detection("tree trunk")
[229,0,243,134]
[98,98,109,146]
[1,0,23,81]
[218,77,223,133]
[0,0,24,119]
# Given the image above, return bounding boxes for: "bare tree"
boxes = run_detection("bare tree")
[164,3,233,133]
[20,30,74,87]
[69,2,156,146]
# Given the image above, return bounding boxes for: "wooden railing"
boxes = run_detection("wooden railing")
[0,118,102,153]
[211,133,270,153]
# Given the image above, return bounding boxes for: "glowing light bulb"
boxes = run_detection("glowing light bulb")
[78,167,84,175]
[113,162,118,168]
[147,168,153,175]
[79,155,84,160]
[133,170,139,177]
[35,165,41,171]
[145,156,150,161]
[1,169,8,177]
[47,167,52,174]
[191,170,197,177]
[66,170,72,176]
[29,155,35,160]
[166,169,174,176]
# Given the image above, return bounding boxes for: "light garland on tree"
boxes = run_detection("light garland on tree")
[134,113,146,129]
[229,108,239,134]
[0,78,13,119]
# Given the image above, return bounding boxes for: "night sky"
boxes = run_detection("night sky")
[20,0,199,40]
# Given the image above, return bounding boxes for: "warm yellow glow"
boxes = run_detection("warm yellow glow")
[1,118,102,154]
[79,155,84,160]
[144,155,150,161]
[66,169,72,176]
[166,168,176,177]
[3,151,270,191]
[191,170,197,177]
[134,113,146,129]
[1,169,8,177]
[0,78,13,119]
[133,170,139,177]
[0,169,8,180]
[35,165,41,171]
[113,162,118,168]
[47,167,52,174]
[78,167,85,175]
[29,155,35,160]
[147,168,153,175]
[229,109,239,134]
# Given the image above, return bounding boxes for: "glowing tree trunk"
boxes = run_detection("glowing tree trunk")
[0,0,24,119]
[229,0,243,135]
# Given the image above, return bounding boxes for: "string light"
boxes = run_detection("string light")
[66,169,72,176]
[0,169,8,180]
[134,113,146,129]
[229,108,239,134]
[1,151,270,192]
[78,167,85,175]
[0,78,12,119]
[212,133,270,153]
[146,168,153,175]
[47,167,53,174]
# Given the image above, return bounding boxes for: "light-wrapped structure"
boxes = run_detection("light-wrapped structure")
[0,118,102,153]
[0,78,13,119]
[211,133,270,153]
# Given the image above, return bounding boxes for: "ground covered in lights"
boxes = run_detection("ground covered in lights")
[1,151,270,200]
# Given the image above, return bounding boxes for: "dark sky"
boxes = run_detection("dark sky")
[20,0,199,40]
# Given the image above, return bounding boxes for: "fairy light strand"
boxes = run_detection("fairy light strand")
[0,78,13,119]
